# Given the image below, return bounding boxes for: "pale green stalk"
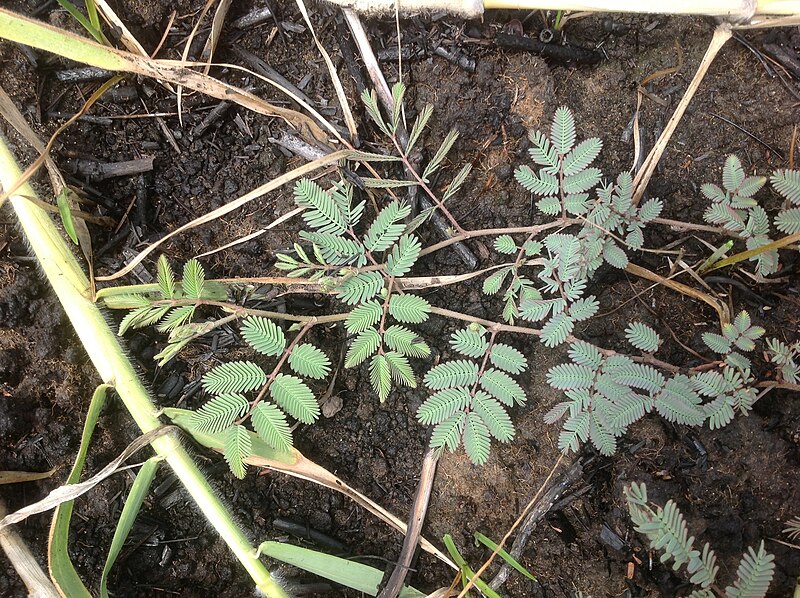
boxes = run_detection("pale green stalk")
[0,132,288,598]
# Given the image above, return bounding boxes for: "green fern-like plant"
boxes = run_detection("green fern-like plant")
[625,482,774,596]
[274,109,454,402]
[765,337,800,384]
[417,325,526,465]
[192,315,330,477]
[545,312,764,455]
[701,156,800,276]
[105,256,227,365]
[494,107,661,336]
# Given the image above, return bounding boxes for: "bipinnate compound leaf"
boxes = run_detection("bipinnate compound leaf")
[336,272,384,305]
[384,234,421,277]
[191,393,249,434]
[450,327,489,358]
[725,541,774,598]
[771,168,800,204]
[224,425,251,479]
[252,403,292,453]
[483,267,512,295]
[294,178,347,235]
[417,387,471,425]
[541,312,574,347]
[471,391,514,442]
[345,328,381,368]
[424,360,479,390]
[383,325,430,358]
[490,344,527,374]
[388,294,430,323]
[625,483,726,590]
[722,154,746,192]
[625,322,661,353]
[364,201,411,252]
[203,361,266,395]
[182,258,205,299]
[551,106,577,155]
[288,343,331,379]
[385,351,416,388]
[369,354,392,402]
[157,305,195,333]
[480,368,526,406]
[345,300,382,334]
[241,317,286,357]
[464,412,491,465]
[269,374,319,424]
[562,137,602,176]
[430,412,466,452]
[493,235,517,255]
[547,363,595,390]
[654,375,705,426]
[157,255,175,299]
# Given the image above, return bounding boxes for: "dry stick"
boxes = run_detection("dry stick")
[488,459,585,591]
[0,9,329,143]
[377,448,439,598]
[456,454,567,598]
[295,0,359,141]
[0,498,60,598]
[625,262,730,325]
[631,24,733,206]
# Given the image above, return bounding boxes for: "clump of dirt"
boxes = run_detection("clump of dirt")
[1,2,799,597]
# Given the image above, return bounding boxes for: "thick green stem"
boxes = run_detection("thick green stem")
[0,133,288,598]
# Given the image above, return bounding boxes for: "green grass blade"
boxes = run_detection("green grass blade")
[48,383,110,597]
[474,532,536,581]
[256,541,425,597]
[443,534,502,598]
[100,457,160,597]
[55,188,79,245]
[53,0,104,43]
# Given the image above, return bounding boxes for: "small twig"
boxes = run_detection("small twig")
[489,459,584,591]
[377,448,438,598]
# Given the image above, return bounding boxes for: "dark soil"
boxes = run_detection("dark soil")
[1,2,799,597]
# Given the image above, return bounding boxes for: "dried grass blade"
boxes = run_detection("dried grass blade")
[96,149,350,282]
[295,0,359,141]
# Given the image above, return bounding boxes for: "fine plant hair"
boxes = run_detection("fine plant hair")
[107,89,800,467]
[625,482,775,597]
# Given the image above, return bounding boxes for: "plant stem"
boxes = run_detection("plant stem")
[0,132,289,598]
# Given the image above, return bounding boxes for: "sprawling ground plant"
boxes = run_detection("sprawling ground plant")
[625,482,775,597]
[108,90,799,470]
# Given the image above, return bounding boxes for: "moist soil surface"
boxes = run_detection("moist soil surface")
[1,2,799,597]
